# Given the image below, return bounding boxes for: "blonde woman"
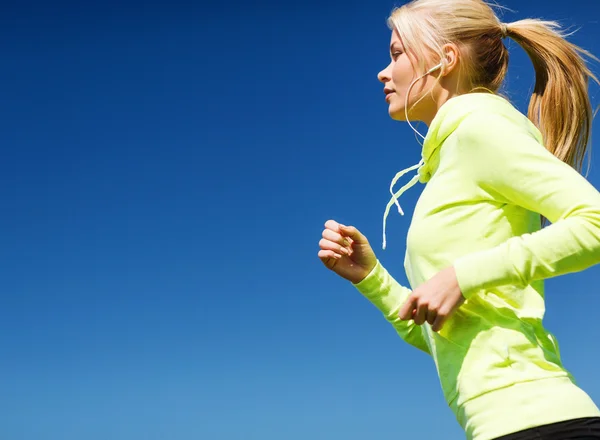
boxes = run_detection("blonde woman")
[318,1,600,439]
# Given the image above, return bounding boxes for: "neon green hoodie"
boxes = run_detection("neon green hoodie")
[354,93,600,440]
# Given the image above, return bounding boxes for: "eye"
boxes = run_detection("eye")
[391,51,403,60]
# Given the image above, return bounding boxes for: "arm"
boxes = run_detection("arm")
[354,260,431,354]
[452,112,600,298]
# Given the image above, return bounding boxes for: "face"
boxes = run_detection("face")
[378,30,440,123]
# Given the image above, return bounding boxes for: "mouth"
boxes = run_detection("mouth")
[384,88,395,101]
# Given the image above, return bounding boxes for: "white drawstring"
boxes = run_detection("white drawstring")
[381,64,442,249]
[382,158,424,249]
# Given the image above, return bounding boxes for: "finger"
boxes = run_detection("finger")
[426,309,438,326]
[319,238,350,256]
[399,296,417,320]
[432,313,447,332]
[339,224,367,245]
[322,228,351,248]
[413,302,428,325]
[324,219,341,233]
[324,221,355,246]
[318,249,342,264]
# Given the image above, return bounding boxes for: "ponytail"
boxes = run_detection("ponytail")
[505,19,599,172]
[389,1,598,173]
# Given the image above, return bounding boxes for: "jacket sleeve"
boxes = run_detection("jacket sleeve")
[452,112,600,298]
[353,260,431,354]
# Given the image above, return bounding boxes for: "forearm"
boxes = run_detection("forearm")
[353,260,431,354]
[454,210,600,297]
[454,112,600,297]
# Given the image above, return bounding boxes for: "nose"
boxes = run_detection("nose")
[378,63,391,84]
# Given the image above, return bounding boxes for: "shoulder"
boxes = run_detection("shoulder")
[450,106,544,161]
[457,106,539,141]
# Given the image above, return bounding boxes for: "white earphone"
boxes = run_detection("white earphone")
[426,62,443,74]
[404,61,445,141]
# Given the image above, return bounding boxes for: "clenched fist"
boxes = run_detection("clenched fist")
[318,219,377,284]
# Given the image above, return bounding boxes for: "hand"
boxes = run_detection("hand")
[398,266,465,332]
[318,220,377,284]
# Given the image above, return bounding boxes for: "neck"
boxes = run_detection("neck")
[420,88,463,126]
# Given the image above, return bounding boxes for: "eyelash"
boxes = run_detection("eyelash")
[392,51,403,60]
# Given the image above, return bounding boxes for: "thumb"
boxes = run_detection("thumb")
[339,224,367,244]
[399,295,417,321]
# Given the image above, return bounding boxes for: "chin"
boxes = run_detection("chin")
[388,106,408,121]
[388,101,424,123]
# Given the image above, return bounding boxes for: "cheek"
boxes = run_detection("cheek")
[391,62,411,86]
[390,64,402,81]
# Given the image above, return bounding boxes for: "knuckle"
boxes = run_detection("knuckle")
[439,305,451,314]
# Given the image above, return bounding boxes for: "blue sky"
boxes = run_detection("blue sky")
[1,1,600,439]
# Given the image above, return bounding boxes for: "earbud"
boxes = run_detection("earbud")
[426,62,444,74]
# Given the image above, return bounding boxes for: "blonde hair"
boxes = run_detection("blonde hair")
[388,0,599,173]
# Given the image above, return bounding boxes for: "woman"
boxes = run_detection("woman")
[318,1,600,439]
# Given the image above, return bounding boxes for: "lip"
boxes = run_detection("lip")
[384,88,394,101]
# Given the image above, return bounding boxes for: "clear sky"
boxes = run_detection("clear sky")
[1,1,600,439]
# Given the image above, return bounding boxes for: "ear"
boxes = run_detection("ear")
[440,43,460,76]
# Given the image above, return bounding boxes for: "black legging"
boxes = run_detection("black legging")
[494,417,600,440]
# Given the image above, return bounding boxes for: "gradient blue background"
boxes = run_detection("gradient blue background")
[1,1,599,439]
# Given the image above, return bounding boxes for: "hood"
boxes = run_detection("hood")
[382,92,513,249]
[418,92,513,182]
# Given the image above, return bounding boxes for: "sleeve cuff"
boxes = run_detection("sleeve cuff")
[352,260,387,299]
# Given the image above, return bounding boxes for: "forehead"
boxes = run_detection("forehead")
[389,29,403,48]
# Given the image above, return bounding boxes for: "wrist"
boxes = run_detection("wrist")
[350,260,378,285]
